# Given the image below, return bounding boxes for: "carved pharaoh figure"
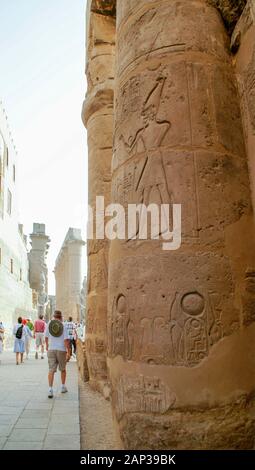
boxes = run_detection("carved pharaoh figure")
[118,76,173,240]
[112,294,134,359]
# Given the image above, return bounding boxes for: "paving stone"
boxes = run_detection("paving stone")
[0,352,80,450]
[25,402,53,410]
[0,406,23,415]
[3,441,43,450]
[49,414,80,425]
[14,418,49,429]
[0,438,7,450]
[9,428,47,442]
[43,435,80,450]
[4,401,28,408]
[55,395,79,402]
[47,423,80,435]
[21,410,52,419]
[52,404,78,414]
[0,425,14,437]
[0,414,19,425]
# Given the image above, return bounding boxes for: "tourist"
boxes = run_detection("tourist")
[26,318,34,332]
[34,314,46,359]
[13,317,32,365]
[25,318,34,359]
[66,316,77,357]
[76,322,84,340]
[0,320,4,365]
[45,310,70,398]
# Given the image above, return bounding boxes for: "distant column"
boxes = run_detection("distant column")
[28,223,50,316]
[54,228,85,321]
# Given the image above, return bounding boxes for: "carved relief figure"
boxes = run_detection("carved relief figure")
[111,294,134,359]
[95,252,108,290]
[140,316,170,364]
[87,352,107,380]
[169,291,222,366]
[244,47,255,134]
[118,76,172,239]
[242,268,255,326]
[86,309,94,334]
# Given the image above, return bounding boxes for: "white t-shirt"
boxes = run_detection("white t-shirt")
[65,321,76,340]
[45,322,69,351]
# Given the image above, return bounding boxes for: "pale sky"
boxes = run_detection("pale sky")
[0,0,88,294]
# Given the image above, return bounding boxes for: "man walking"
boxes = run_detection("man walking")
[45,310,70,398]
[34,314,46,359]
[66,316,77,357]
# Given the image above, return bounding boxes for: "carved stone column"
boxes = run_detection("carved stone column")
[28,223,50,316]
[108,0,255,449]
[82,1,116,394]
[231,1,255,209]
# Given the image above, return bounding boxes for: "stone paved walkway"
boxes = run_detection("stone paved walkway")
[0,351,80,450]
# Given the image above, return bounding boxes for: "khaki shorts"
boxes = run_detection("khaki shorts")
[47,350,67,372]
[35,332,45,347]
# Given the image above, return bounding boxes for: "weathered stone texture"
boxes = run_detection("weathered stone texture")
[82,6,116,394]
[106,0,255,449]
[118,393,255,450]
[82,0,255,450]
[231,0,255,211]
[91,0,116,17]
[208,0,247,33]
[76,339,90,382]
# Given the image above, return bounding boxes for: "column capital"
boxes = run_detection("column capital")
[82,83,114,127]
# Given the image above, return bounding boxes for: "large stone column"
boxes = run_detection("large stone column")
[231,0,255,210]
[67,238,85,321]
[54,228,85,321]
[82,1,116,395]
[28,223,50,316]
[108,0,255,449]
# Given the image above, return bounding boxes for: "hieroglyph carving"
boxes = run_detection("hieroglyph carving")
[170,291,223,366]
[115,375,176,421]
[110,289,223,367]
